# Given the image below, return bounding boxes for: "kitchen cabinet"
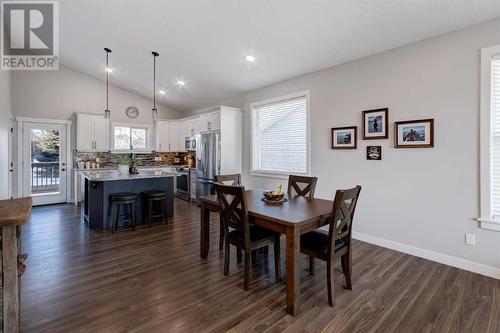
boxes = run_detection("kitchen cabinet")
[156,120,170,152]
[183,118,195,137]
[76,113,110,152]
[155,120,185,152]
[197,111,220,133]
[168,121,183,151]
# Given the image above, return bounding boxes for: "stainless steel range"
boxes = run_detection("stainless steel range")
[175,167,190,201]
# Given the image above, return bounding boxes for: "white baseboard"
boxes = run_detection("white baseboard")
[352,231,500,280]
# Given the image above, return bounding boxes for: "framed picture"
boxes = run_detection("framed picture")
[367,146,382,160]
[362,108,388,140]
[394,119,434,148]
[331,126,357,149]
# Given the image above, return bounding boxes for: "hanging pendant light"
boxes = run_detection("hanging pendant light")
[152,51,159,119]
[104,47,112,119]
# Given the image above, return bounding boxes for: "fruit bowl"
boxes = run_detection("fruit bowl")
[263,191,285,201]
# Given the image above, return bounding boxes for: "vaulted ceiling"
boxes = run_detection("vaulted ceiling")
[59,0,500,112]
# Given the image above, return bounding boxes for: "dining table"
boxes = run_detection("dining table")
[199,189,333,316]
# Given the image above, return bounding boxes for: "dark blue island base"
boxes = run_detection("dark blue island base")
[83,176,174,230]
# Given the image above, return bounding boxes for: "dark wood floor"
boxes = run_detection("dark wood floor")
[21,199,500,332]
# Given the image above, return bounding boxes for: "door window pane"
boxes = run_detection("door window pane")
[30,129,60,194]
[114,127,131,150]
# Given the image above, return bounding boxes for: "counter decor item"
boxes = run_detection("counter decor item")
[128,154,143,174]
[262,185,287,203]
[394,119,434,148]
[362,108,388,140]
[118,154,131,175]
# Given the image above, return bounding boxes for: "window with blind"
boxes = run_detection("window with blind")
[251,92,309,176]
[480,45,500,231]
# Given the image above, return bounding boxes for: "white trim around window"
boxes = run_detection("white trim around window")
[479,44,500,231]
[111,122,152,153]
[249,90,311,179]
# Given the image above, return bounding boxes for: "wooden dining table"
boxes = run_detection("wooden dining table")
[199,189,333,316]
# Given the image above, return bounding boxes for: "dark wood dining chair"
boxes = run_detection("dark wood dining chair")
[300,185,361,306]
[215,183,281,290]
[215,174,241,186]
[215,174,242,250]
[287,175,318,199]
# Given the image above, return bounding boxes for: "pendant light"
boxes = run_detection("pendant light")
[152,51,159,119]
[104,47,112,119]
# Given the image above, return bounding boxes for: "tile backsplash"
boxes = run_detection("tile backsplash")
[74,151,195,169]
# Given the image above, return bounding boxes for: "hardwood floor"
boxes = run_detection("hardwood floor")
[21,199,500,332]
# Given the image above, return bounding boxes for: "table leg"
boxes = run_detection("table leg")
[285,226,300,316]
[200,204,211,258]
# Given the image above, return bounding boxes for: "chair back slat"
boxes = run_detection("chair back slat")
[287,175,318,198]
[328,185,361,255]
[215,174,242,186]
[215,183,250,246]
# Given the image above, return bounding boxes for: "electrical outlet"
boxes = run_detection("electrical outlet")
[465,233,475,246]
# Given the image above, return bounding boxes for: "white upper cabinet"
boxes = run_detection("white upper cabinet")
[193,116,202,135]
[208,112,220,131]
[196,111,220,133]
[93,117,110,151]
[156,120,170,152]
[76,114,93,151]
[168,121,183,151]
[155,120,185,152]
[76,113,110,152]
[183,118,195,137]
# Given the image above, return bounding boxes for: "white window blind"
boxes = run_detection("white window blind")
[252,94,308,175]
[491,56,500,218]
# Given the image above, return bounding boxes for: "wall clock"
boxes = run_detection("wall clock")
[125,106,139,119]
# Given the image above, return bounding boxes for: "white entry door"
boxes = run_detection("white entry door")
[22,122,67,205]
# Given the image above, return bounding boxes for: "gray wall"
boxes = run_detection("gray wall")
[0,70,11,199]
[11,65,182,122]
[194,19,500,271]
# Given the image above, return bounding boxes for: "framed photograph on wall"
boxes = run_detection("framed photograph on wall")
[394,119,434,148]
[362,108,388,140]
[331,126,357,149]
[366,146,382,160]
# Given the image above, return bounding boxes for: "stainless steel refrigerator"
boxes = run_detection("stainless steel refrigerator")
[196,132,220,203]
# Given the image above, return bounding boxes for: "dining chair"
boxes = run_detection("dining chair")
[215,174,241,186]
[287,175,318,199]
[215,174,242,251]
[215,183,281,290]
[300,185,361,306]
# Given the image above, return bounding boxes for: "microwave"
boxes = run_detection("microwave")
[185,136,196,150]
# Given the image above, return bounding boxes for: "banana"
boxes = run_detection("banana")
[273,185,283,196]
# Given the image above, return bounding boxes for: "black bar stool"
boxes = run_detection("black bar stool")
[141,190,168,226]
[110,192,138,232]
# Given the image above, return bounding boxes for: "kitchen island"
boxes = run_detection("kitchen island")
[81,170,176,230]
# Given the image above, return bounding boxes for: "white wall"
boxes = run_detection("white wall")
[201,19,500,274]
[11,65,182,124]
[0,69,11,199]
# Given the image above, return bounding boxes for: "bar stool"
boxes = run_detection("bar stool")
[141,190,168,226]
[110,192,138,232]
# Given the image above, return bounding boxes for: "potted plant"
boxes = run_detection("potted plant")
[117,154,130,175]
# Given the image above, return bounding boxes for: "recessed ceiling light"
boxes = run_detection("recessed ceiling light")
[245,55,256,62]
[177,80,185,86]
[105,67,113,73]
[159,90,166,95]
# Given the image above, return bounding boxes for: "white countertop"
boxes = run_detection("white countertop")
[80,170,176,181]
